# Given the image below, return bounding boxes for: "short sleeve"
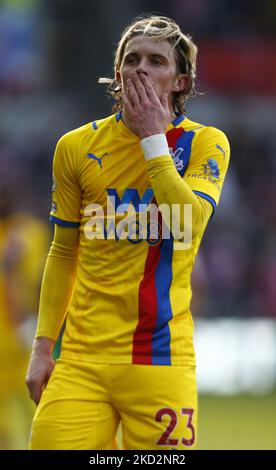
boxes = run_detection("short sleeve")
[50,135,81,227]
[183,126,230,213]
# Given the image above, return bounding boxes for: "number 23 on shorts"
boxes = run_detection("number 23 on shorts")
[155,408,196,448]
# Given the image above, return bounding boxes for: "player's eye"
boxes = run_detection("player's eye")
[152,58,163,66]
[125,56,138,64]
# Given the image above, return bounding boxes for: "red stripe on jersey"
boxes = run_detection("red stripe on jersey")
[166,127,184,150]
[133,243,162,364]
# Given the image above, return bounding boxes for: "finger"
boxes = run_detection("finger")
[132,73,148,105]
[126,79,139,108]
[45,367,54,387]
[29,382,43,405]
[122,91,135,113]
[139,74,160,104]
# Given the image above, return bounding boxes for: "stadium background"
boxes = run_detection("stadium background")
[0,0,276,449]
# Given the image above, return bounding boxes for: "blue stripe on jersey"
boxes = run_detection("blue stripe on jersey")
[50,216,80,228]
[152,237,174,365]
[193,191,217,215]
[175,130,195,177]
[172,114,185,127]
[92,121,98,130]
[116,111,122,122]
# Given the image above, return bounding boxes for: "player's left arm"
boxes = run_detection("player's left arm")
[143,126,230,227]
[124,73,229,237]
[123,74,210,237]
[142,148,213,237]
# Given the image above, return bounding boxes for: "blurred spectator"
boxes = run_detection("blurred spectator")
[0,0,45,95]
[0,185,50,449]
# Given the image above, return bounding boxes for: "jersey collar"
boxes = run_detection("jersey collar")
[115,111,186,137]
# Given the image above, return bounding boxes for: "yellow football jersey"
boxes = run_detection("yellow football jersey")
[49,113,230,366]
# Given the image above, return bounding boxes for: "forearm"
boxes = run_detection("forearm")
[35,226,79,340]
[141,135,212,237]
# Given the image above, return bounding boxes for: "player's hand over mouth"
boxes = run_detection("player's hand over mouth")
[122,72,172,139]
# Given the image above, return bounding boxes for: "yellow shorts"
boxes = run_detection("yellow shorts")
[29,359,197,450]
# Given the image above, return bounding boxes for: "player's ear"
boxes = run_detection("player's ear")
[114,70,123,93]
[173,74,189,92]
[116,70,122,84]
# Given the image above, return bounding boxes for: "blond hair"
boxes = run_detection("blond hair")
[99,15,198,114]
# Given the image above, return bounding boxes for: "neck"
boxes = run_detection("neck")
[121,109,131,131]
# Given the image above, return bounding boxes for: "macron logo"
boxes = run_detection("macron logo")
[87,152,108,168]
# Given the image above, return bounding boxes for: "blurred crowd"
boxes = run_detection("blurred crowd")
[0,0,276,448]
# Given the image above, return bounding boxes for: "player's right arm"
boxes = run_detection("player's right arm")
[26,336,55,405]
[26,224,79,404]
[26,133,81,405]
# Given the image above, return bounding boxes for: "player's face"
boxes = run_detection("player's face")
[117,36,188,112]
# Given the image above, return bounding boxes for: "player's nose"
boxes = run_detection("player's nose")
[135,59,148,76]
[136,70,148,79]
[129,69,148,81]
